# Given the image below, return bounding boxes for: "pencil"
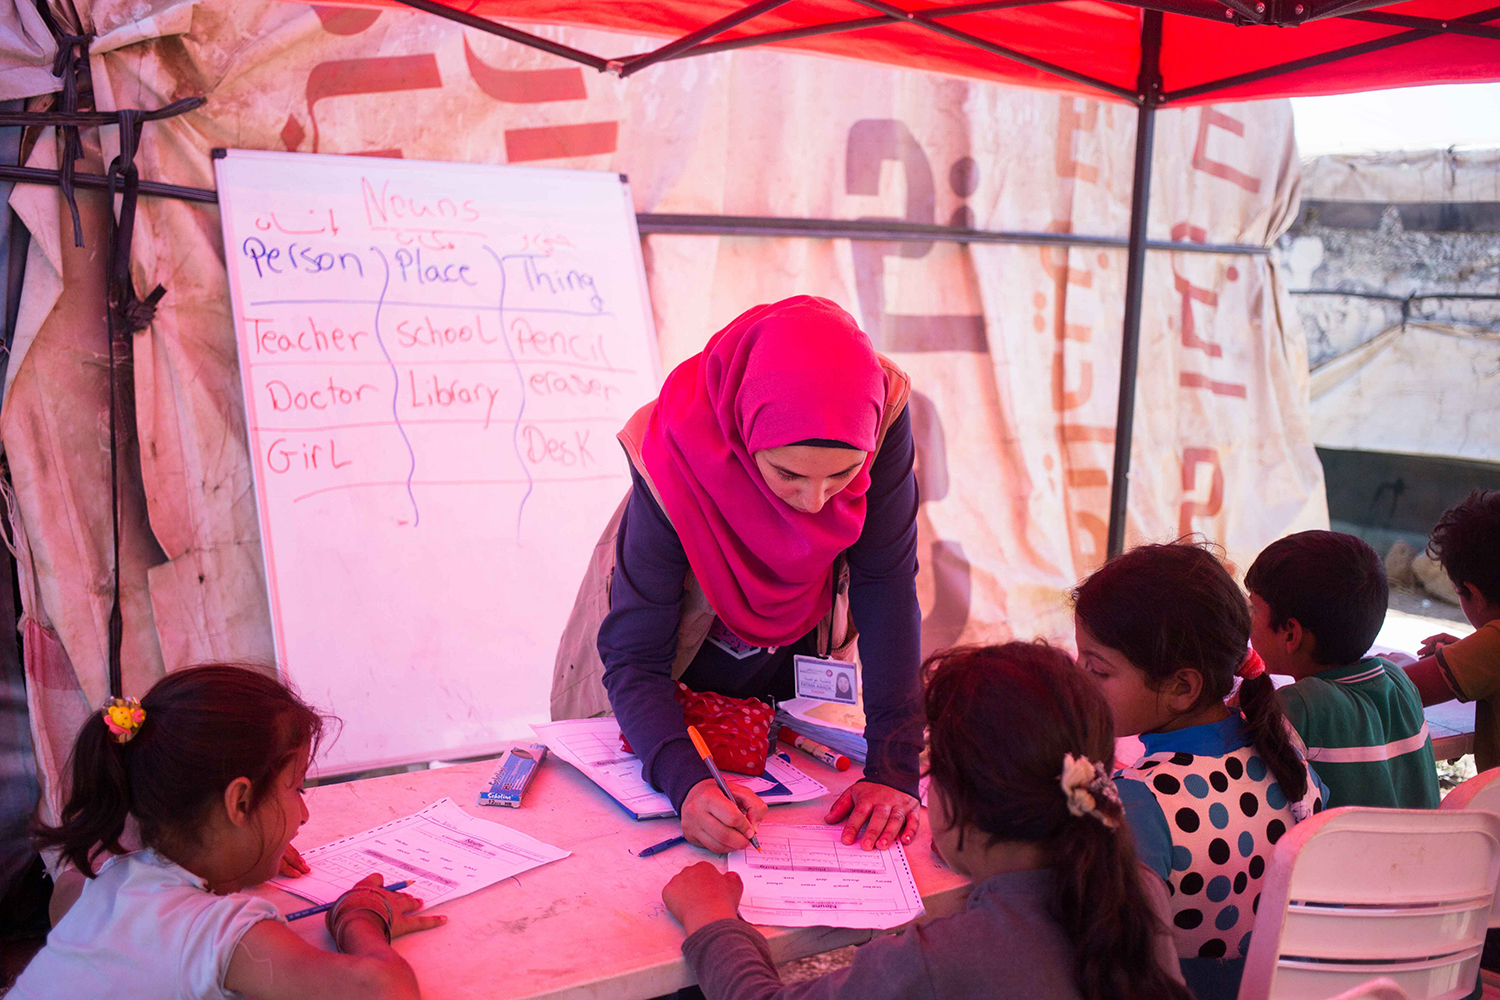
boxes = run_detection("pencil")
[686,725,761,852]
[286,880,411,921]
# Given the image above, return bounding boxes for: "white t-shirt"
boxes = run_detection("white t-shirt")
[10,850,284,1000]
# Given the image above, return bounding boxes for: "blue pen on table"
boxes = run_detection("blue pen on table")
[638,834,688,858]
[286,880,411,921]
[686,725,761,852]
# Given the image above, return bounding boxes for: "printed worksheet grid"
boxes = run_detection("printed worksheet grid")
[747,835,889,873]
[560,731,633,767]
[312,847,458,896]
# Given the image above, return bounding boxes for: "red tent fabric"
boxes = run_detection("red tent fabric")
[341,0,1500,105]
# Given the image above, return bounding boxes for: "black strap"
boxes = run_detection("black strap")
[101,110,166,699]
[50,35,90,248]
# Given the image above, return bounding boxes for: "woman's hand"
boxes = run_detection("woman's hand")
[279,843,311,878]
[825,780,920,850]
[663,862,744,935]
[681,779,768,853]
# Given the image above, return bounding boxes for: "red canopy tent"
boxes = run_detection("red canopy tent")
[347,0,1500,556]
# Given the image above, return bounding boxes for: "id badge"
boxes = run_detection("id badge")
[793,655,858,704]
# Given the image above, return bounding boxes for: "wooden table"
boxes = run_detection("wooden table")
[253,750,970,1000]
[1428,699,1477,761]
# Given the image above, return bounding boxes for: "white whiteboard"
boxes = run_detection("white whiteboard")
[214,149,659,775]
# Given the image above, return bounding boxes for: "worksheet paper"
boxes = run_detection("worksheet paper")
[532,719,827,820]
[532,718,675,819]
[729,824,925,930]
[754,750,829,803]
[271,798,569,907]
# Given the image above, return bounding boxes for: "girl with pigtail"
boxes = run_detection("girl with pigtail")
[1073,541,1327,1000]
[12,664,447,1000]
[660,641,1190,1000]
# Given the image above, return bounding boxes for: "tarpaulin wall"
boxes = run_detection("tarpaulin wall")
[7,0,1326,818]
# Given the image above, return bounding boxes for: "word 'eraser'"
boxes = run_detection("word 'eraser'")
[479,744,548,807]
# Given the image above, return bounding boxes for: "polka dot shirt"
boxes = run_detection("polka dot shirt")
[1115,713,1327,1000]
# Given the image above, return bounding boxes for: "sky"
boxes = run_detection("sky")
[1291,82,1500,157]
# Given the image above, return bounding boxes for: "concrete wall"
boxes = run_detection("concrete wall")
[1274,148,1500,367]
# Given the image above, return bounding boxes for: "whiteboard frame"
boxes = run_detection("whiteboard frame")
[214,148,661,777]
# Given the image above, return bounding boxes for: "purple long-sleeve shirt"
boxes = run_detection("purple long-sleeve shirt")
[681,871,1083,1000]
[598,409,923,812]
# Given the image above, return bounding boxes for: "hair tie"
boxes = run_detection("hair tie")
[1060,753,1121,829]
[1238,649,1267,681]
[102,697,146,744]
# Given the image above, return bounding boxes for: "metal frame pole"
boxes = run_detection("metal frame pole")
[1105,10,1163,559]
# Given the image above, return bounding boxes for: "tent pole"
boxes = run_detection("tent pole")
[1105,10,1163,559]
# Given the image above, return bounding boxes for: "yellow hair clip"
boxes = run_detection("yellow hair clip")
[102,697,146,744]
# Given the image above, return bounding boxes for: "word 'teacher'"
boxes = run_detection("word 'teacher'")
[216,150,659,774]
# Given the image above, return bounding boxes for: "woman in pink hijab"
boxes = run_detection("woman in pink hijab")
[594,296,922,853]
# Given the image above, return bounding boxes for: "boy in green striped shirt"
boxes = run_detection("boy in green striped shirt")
[1246,531,1439,809]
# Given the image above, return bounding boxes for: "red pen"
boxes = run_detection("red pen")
[779,725,851,771]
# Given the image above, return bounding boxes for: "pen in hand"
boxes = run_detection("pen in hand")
[686,725,761,852]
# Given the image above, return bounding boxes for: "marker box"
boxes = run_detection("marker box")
[479,744,548,807]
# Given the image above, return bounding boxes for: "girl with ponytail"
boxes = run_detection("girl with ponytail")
[1073,541,1327,1000]
[659,641,1190,1000]
[13,664,447,1000]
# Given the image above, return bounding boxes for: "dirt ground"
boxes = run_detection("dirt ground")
[1388,586,1469,625]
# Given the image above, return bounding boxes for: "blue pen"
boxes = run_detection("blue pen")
[638,835,687,858]
[286,880,411,921]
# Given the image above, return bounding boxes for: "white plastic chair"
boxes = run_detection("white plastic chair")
[1441,768,1500,995]
[1326,978,1413,1000]
[1441,769,1500,817]
[1442,768,1500,930]
[1238,806,1500,1000]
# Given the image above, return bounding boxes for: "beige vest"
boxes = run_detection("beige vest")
[549,357,911,720]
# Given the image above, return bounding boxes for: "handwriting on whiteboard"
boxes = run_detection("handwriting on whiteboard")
[237,177,635,534]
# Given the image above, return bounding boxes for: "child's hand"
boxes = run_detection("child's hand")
[662,862,743,935]
[279,843,310,878]
[350,873,449,940]
[1420,633,1462,657]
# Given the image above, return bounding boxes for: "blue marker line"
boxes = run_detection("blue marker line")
[367,246,419,526]
[482,246,533,539]
[247,298,610,318]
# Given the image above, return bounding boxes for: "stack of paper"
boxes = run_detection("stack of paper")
[775,697,867,762]
[532,718,830,820]
[532,718,676,819]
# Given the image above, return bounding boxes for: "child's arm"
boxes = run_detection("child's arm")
[225,876,446,1000]
[1404,655,1461,706]
[1405,624,1500,707]
[49,867,86,925]
[662,862,929,1000]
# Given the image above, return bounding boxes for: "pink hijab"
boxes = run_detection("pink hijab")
[641,296,888,648]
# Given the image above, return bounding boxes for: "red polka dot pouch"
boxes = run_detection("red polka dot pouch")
[620,682,774,775]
